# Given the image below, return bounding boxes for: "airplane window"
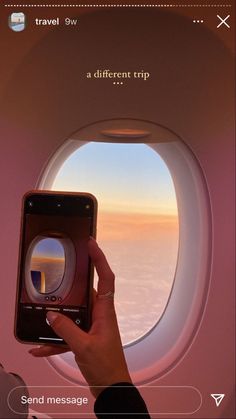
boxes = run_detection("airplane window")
[52,142,179,346]
[30,238,65,294]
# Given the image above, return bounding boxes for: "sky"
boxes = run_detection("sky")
[32,238,65,259]
[52,142,178,216]
[51,141,179,344]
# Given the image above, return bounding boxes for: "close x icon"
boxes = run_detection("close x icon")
[217,14,230,29]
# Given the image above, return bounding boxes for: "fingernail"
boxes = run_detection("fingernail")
[29,346,40,354]
[29,351,37,357]
[46,311,59,325]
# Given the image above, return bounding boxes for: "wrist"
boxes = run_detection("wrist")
[92,374,132,398]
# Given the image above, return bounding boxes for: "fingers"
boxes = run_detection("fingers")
[88,240,117,331]
[29,240,116,359]
[88,238,115,295]
[37,312,89,354]
[29,345,68,357]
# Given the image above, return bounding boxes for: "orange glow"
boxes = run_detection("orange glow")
[97,211,179,241]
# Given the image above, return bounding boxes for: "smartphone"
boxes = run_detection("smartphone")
[14,190,97,345]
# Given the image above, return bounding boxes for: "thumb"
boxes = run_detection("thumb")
[46,311,88,353]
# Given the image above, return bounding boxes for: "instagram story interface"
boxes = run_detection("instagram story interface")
[0,1,235,418]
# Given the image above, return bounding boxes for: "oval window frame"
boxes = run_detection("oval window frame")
[25,233,76,304]
[37,119,212,385]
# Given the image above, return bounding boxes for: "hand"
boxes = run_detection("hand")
[29,238,132,397]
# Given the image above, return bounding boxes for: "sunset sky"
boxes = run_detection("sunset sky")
[52,142,179,344]
[32,238,65,260]
[52,142,178,217]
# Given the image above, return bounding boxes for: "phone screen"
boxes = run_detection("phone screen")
[15,192,97,344]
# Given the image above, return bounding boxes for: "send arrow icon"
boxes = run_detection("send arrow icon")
[211,394,225,407]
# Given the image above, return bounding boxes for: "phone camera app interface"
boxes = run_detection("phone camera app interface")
[17,194,94,342]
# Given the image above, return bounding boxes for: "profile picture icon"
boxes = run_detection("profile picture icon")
[9,12,26,32]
